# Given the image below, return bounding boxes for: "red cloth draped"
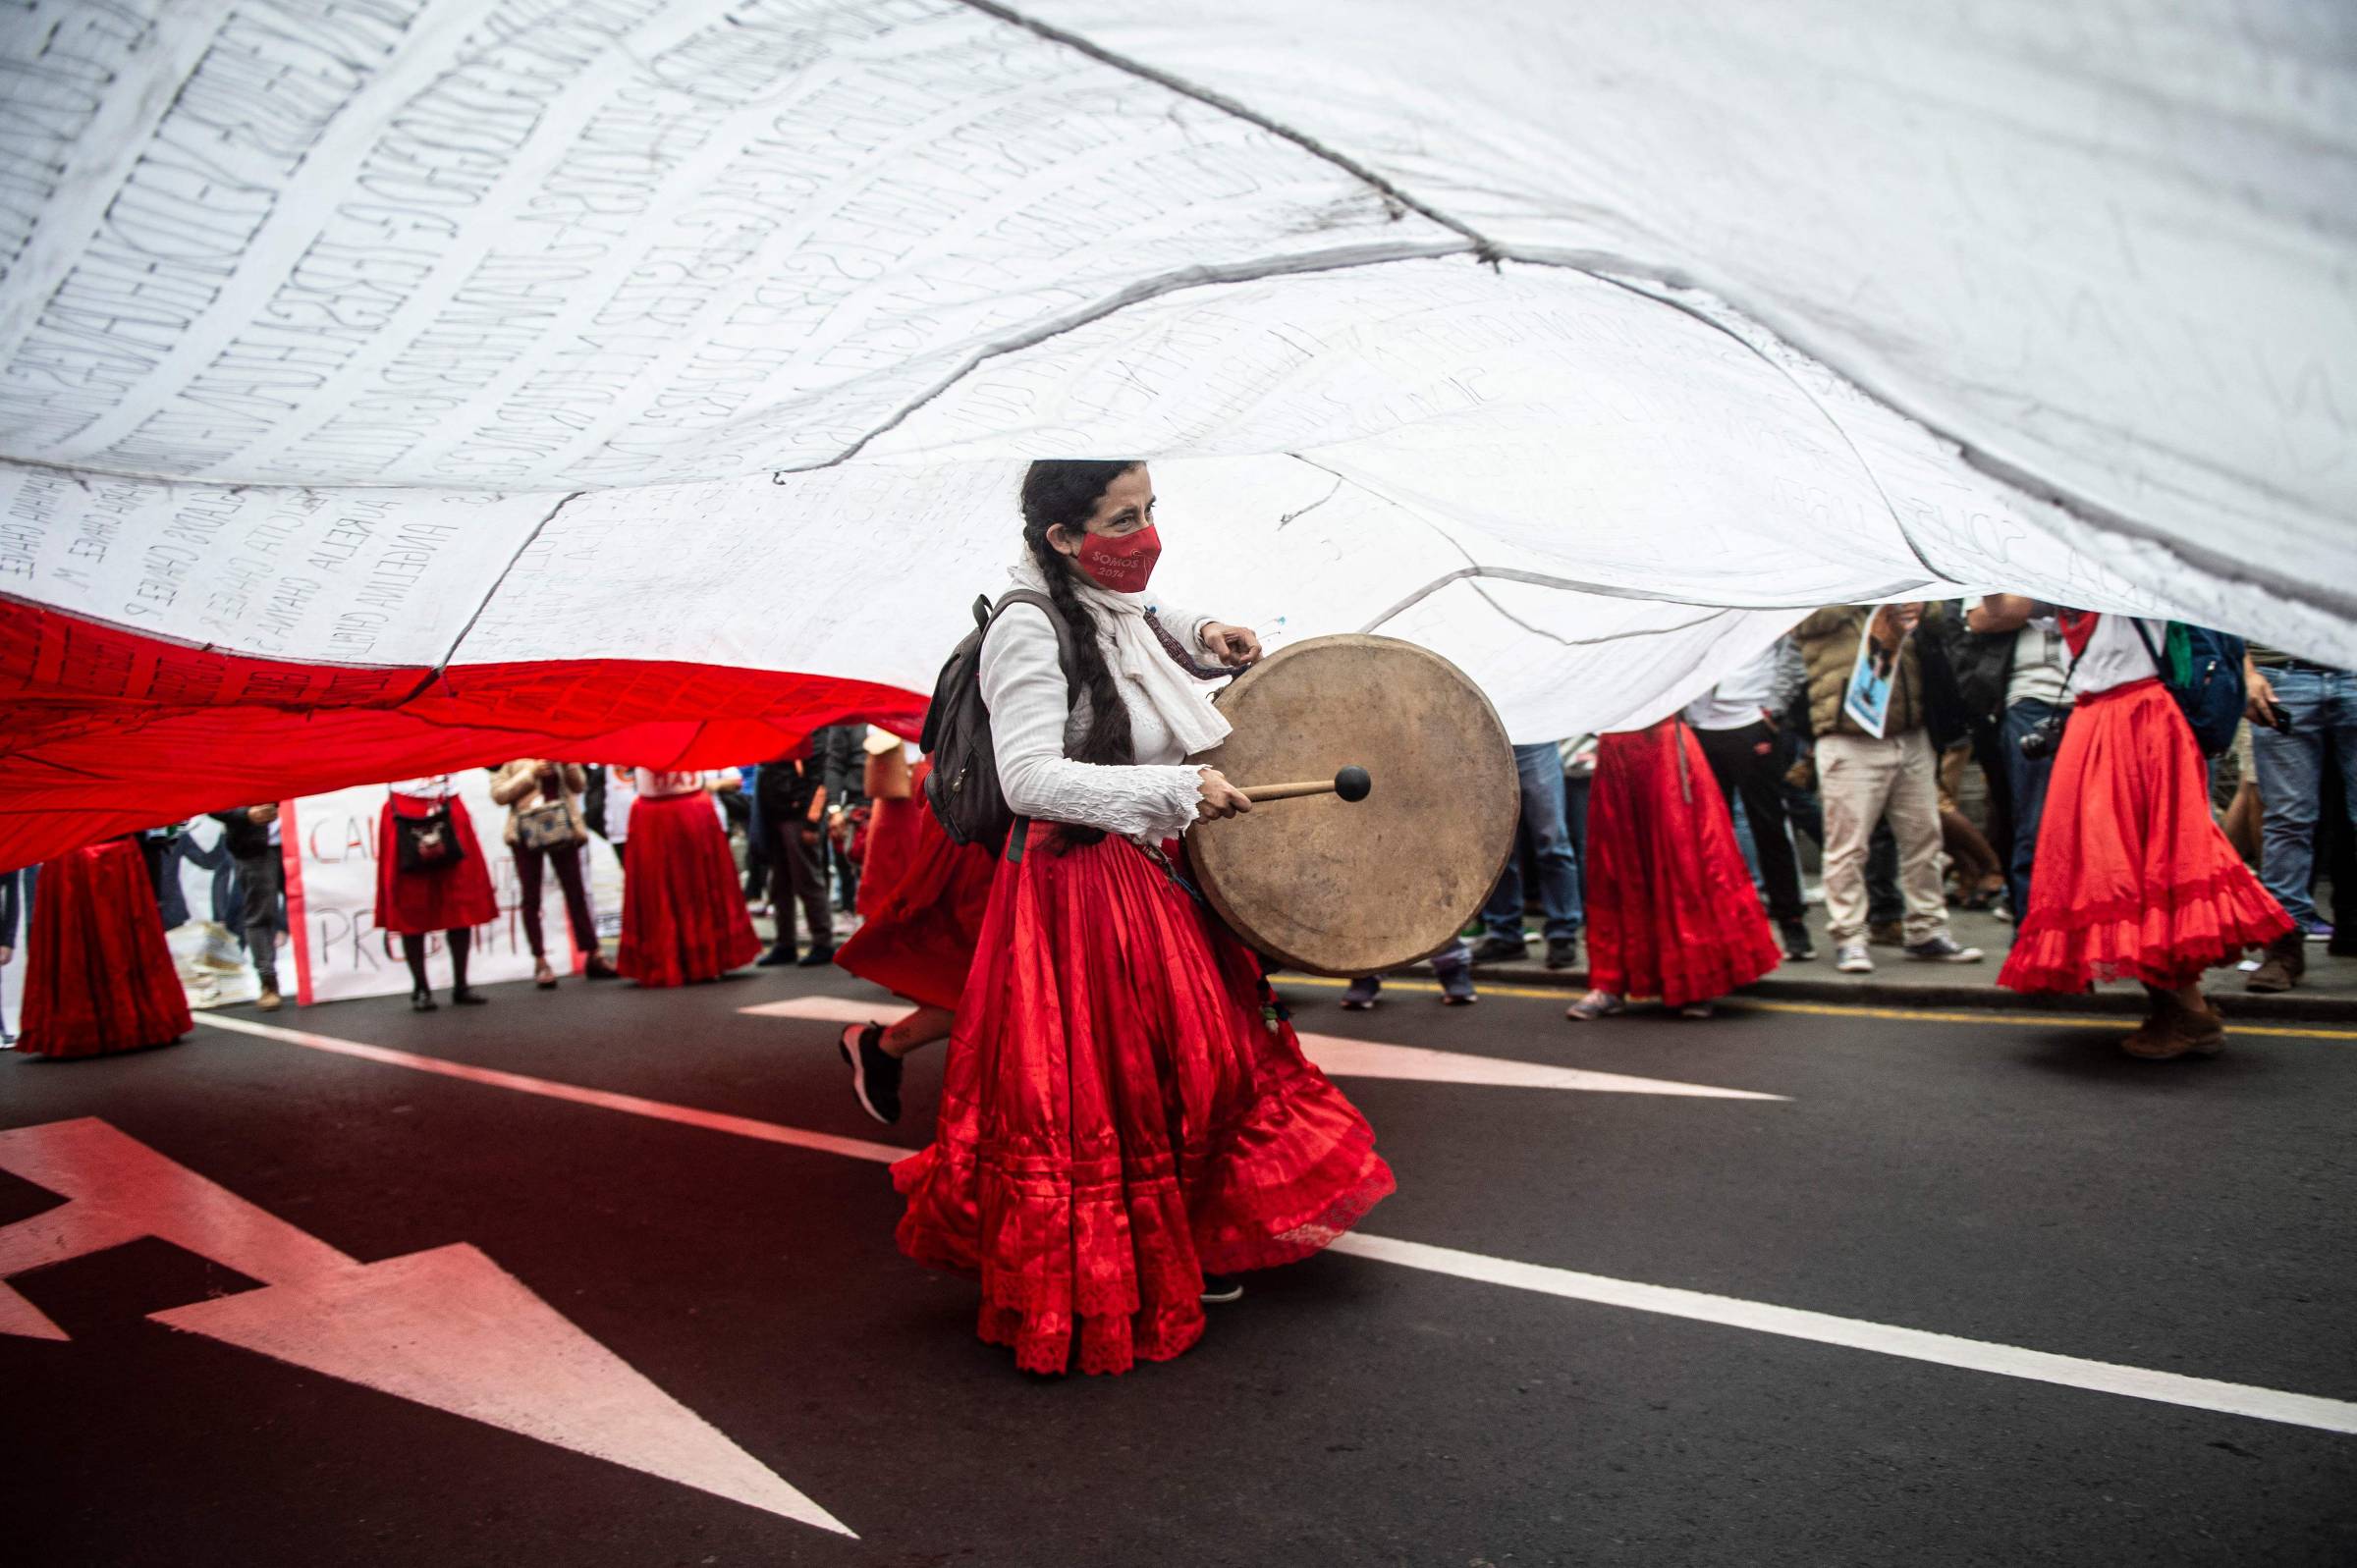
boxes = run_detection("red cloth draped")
[892,827,1395,1377]
[616,790,761,987]
[18,838,192,1057]
[374,793,500,936]
[1584,719,1781,1006]
[2000,678,2289,993]
[852,764,932,923]
[0,603,926,872]
[835,778,998,1012]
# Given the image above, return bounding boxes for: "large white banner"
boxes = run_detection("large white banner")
[281,774,601,1005]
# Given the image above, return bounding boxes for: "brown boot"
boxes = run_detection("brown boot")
[2122,988,2224,1059]
[2244,932,2306,993]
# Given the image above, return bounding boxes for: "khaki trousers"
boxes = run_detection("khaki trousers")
[1818,730,1950,945]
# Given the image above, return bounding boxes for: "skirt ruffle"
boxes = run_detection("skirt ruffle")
[835,787,997,1012]
[891,826,1395,1376]
[374,792,499,935]
[2000,678,2289,993]
[616,790,762,987]
[19,838,192,1057]
[1584,720,1782,1006]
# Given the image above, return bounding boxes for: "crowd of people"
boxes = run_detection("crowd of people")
[3,462,2351,1376]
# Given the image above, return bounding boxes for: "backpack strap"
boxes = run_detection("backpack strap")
[2125,617,2171,685]
[985,589,1081,711]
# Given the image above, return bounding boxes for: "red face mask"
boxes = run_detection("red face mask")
[1074,524,1161,593]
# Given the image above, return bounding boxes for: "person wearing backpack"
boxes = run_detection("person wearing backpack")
[891,459,1395,1377]
[1976,598,2290,1057]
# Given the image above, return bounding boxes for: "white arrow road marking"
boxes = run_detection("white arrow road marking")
[0,1116,851,1536]
[192,1014,2357,1437]
[740,996,1786,1100]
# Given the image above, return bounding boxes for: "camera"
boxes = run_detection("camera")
[2018,714,2066,760]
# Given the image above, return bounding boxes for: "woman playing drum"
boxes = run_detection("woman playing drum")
[891,460,1396,1377]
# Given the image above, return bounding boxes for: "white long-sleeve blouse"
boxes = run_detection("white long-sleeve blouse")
[980,599,1216,842]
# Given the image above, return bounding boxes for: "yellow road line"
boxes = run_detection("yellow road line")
[1273,974,2357,1041]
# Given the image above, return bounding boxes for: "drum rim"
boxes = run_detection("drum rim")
[1187,632,1517,978]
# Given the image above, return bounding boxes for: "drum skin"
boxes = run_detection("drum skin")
[1186,633,1517,977]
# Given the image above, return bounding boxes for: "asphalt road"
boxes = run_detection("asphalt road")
[6,964,2354,1567]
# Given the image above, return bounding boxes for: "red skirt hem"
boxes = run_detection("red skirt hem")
[19,838,192,1057]
[374,792,499,935]
[1998,680,2289,994]
[616,791,762,987]
[892,827,1394,1376]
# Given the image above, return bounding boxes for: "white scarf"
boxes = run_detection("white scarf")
[1008,554,1233,757]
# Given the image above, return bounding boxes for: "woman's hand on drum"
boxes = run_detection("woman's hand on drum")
[1199,622,1261,668]
[1194,768,1253,822]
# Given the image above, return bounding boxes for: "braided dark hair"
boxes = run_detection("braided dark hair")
[1019,460,1143,772]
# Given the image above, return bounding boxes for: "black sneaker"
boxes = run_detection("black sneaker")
[1905,934,1984,964]
[755,943,796,968]
[1200,1274,1244,1305]
[796,945,838,968]
[840,1023,903,1124]
[1469,935,1528,964]
[1780,919,1817,961]
[1544,937,1579,970]
[451,987,488,1005]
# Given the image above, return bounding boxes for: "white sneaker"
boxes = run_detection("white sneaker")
[1836,941,1874,974]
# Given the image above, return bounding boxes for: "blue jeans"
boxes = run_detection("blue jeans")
[2001,697,2068,921]
[1482,743,1583,944]
[2251,667,2357,930]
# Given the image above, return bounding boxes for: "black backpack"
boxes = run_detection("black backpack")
[920,590,1077,847]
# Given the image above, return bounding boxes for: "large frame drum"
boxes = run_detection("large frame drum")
[1186,633,1517,977]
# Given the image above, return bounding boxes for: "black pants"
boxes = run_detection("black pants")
[767,820,832,950]
[515,839,596,959]
[232,850,285,989]
[1696,721,1806,923]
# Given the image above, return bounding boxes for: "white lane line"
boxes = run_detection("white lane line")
[195,1014,2357,1436]
[1327,1233,2357,1435]
[741,997,1786,1101]
[196,1014,906,1166]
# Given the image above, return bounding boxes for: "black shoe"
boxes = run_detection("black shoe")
[1544,937,1579,970]
[1200,1274,1244,1305]
[451,986,489,1005]
[410,988,438,1013]
[1780,919,1817,961]
[796,945,837,968]
[755,943,797,968]
[840,1023,904,1125]
[1469,935,1528,964]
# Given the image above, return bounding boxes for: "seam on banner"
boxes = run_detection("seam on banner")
[411,490,585,697]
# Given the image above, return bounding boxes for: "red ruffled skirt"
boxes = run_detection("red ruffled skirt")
[2000,678,2290,993]
[835,789,998,1012]
[19,838,192,1057]
[854,775,930,923]
[1585,719,1781,1006]
[892,826,1396,1377]
[617,790,761,987]
[375,792,499,936]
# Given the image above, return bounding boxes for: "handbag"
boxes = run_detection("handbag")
[514,800,576,850]
[394,800,466,873]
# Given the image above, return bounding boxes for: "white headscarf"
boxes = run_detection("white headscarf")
[1008,552,1233,757]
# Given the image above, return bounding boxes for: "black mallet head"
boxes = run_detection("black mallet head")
[1334,765,1372,803]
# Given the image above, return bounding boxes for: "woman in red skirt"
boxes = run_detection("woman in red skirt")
[1977,599,2290,1057]
[379,777,500,1012]
[1565,718,1781,1021]
[616,769,761,987]
[17,836,192,1057]
[892,460,1395,1377]
[833,745,999,1124]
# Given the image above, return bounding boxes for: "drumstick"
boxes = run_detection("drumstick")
[1238,766,1372,803]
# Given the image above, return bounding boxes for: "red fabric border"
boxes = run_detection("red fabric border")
[0,604,927,869]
